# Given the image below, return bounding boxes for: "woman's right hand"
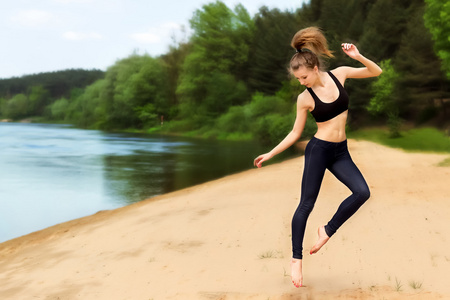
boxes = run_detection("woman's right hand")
[253,153,273,168]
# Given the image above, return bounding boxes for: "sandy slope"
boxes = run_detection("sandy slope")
[1,140,449,300]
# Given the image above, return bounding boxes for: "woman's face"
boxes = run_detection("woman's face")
[293,66,319,88]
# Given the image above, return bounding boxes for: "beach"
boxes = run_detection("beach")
[1,139,449,299]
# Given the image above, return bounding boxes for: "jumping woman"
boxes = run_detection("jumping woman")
[253,27,382,288]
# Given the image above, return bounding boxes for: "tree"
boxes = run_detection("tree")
[359,0,412,61]
[161,42,191,118]
[28,85,50,116]
[247,7,301,94]
[69,54,171,130]
[3,94,29,120]
[395,2,450,123]
[319,0,377,67]
[176,1,253,121]
[50,98,70,120]
[0,69,104,99]
[203,72,248,114]
[0,97,6,117]
[129,57,171,127]
[424,0,450,79]
[66,79,107,128]
[368,59,401,137]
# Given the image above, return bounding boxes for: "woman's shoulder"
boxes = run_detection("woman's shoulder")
[297,89,314,111]
[330,66,351,77]
[329,66,350,84]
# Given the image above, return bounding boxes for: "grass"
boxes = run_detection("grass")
[409,280,423,290]
[348,127,450,153]
[394,277,403,292]
[430,253,438,267]
[258,251,276,259]
[258,250,283,259]
[438,157,450,167]
[258,251,275,259]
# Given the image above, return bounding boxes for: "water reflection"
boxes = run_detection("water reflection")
[0,123,299,242]
[101,134,296,205]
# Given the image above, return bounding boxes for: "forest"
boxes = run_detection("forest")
[0,0,449,145]
[0,69,104,121]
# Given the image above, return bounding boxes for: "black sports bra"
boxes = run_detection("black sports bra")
[307,71,349,123]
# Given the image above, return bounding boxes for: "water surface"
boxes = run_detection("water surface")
[0,123,298,242]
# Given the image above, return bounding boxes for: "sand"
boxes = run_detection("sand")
[1,140,449,300]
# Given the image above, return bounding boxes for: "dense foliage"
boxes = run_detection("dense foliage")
[0,69,104,121]
[424,0,450,80]
[1,0,449,145]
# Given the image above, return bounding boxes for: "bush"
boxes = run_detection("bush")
[249,93,292,118]
[268,114,294,144]
[3,94,29,119]
[50,98,69,120]
[216,105,251,133]
[254,113,294,145]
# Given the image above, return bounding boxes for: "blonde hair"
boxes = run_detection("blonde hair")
[289,27,334,73]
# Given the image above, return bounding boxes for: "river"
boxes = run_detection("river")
[0,123,298,242]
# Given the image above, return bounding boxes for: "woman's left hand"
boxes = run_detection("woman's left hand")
[341,43,360,59]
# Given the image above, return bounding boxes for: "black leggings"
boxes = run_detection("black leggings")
[292,137,370,259]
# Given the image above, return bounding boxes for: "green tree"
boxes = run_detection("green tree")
[368,59,401,137]
[424,0,450,79]
[0,97,7,117]
[359,0,412,61]
[4,94,29,119]
[247,6,301,94]
[203,72,248,114]
[50,98,69,120]
[130,59,171,127]
[161,42,191,118]
[319,0,377,67]
[177,1,254,121]
[66,79,107,128]
[28,85,51,116]
[105,54,148,128]
[71,54,170,130]
[0,69,104,99]
[395,2,450,123]
[338,0,415,127]
[301,0,323,22]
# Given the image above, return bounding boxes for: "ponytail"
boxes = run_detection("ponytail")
[289,27,333,73]
[291,27,333,58]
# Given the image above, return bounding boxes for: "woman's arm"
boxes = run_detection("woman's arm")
[336,43,382,79]
[254,95,309,168]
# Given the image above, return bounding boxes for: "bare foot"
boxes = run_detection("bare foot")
[291,258,303,288]
[310,225,330,255]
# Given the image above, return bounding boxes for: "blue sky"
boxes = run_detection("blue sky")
[0,0,307,79]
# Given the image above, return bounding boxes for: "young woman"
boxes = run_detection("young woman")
[253,27,382,288]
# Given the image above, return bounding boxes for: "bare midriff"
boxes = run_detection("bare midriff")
[313,110,348,142]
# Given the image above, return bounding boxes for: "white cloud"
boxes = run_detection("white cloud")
[11,10,54,27]
[63,31,103,41]
[130,22,183,45]
[161,22,183,31]
[130,32,161,44]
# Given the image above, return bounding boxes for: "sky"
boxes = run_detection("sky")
[0,0,307,79]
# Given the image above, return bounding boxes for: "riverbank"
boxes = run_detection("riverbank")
[1,122,289,243]
[1,140,449,299]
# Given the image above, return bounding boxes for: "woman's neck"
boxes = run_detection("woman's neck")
[312,71,328,88]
